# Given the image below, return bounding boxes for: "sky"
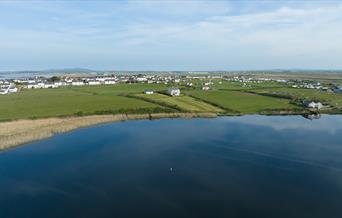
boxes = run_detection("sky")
[0,0,342,71]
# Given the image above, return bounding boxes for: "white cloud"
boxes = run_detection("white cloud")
[1,1,342,70]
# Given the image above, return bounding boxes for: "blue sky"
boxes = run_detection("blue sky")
[0,0,342,71]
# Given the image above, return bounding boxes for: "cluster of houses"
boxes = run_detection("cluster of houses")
[0,73,222,92]
[21,76,118,89]
[0,80,18,95]
[224,75,342,94]
[291,82,323,89]
[290,82,342,94]
[9,74,187,90]
[225,76,286,84]
[0,83,18,95]
[1,72,342,98]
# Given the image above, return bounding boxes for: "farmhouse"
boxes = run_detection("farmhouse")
[302,101,323,110]
[144,90,154,94]
[167,88,180,96]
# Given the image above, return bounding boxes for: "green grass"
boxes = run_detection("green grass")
[69,83,168,95]
[185,90,300,114]
[251,87,342,107]
[1,83,340,121]
[183,79,285,91]
[0,84,168,121]
[135,93,223,112]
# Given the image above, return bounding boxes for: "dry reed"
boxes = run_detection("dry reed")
[0,113,216,151]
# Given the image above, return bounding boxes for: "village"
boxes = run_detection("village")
[1,72,342,111]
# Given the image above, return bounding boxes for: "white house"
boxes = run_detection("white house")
[72,81,84,86]
[144,90,154,94]
[202,86,210,91]
[136,77,147,82]
[43,83,57,89]
[104,80,116,85]
[303,101,323,110]
[167,88,180,96]
[8,87,18,93]
[0,89,8,95]
[88,80,101,85]
[27,83,40,89]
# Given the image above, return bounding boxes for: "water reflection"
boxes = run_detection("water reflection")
[0,116,342,218]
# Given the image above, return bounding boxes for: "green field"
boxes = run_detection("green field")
[250,87,342,108]
[135,93,223,112]
[185,90,300,114]
[1,82,341,122]
[0,84,168,121]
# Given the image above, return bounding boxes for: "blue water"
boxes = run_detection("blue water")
[1,116,342,218]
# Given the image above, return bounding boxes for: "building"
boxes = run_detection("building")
[8,87,18,93]
[334,87,342,93]
[202,86,210,91]
[303,101,323,110]
[0,83,18,94]
[72,81,84,86]
[43,83,57,89]
[0,89,8,95]
[104,80,116,85]
[144,90,154,94]
[88,80,101,85]
[167,88,180,96]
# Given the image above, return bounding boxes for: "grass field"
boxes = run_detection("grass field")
[185,90,300,114]
[69,83,168,95]
[135,93,223,112]
[250,87,342,108]
[0,84,168,121]
[1,83,340,122]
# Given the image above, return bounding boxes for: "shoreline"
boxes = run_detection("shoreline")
[0,110,339,152]
[0,113,217,151]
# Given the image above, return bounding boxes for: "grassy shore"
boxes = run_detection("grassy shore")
[0,82,341,150]
[0,112,217,151]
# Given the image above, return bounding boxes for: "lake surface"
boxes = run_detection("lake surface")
[1,116,342,218]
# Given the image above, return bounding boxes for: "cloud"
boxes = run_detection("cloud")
[0,1,342,70]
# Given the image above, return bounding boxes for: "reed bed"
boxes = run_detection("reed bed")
[0,113,216,151]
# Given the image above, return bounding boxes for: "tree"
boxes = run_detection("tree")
[48,76,61,82]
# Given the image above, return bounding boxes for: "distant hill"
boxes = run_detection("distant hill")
[42,68,95,73]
